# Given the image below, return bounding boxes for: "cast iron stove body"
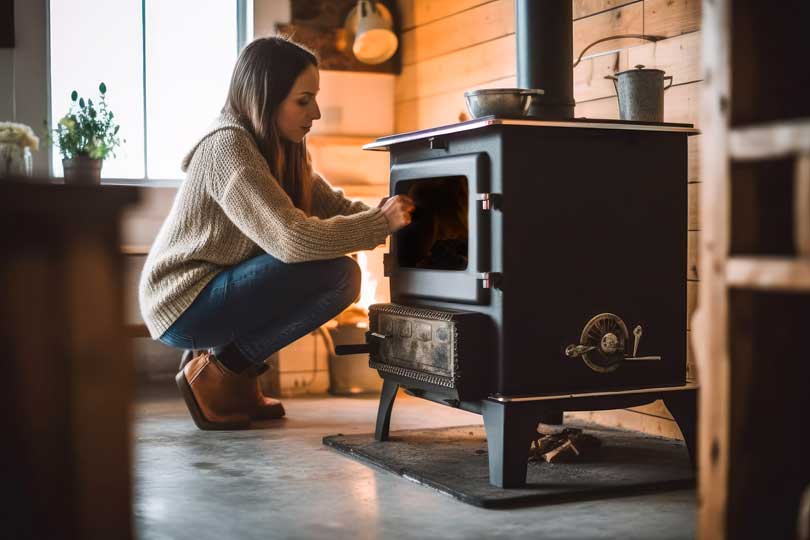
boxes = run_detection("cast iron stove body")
[341,116,699,488]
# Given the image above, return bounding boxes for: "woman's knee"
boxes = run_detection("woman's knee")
[333,256,361,305]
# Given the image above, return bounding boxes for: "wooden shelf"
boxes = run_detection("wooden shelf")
[729,118,810,160]
[725,256,810,291]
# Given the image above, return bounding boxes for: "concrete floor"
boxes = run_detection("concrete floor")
[134,383,696,540]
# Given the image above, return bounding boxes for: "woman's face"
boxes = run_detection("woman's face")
[276,64,321,142]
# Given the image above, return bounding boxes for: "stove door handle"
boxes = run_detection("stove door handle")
[334,344,370,355]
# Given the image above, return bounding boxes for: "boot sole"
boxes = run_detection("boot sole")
[254,402,286,420]
[175,370,250,431]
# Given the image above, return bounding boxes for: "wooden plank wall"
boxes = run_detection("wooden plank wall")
[395,0,701,439]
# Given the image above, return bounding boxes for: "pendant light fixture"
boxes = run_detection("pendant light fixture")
[344,0,398,65]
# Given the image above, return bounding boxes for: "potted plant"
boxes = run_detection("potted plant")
[50,82,122,184]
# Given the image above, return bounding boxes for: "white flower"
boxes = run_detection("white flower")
[0,121,40,151]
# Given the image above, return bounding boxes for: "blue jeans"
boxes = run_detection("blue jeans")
[159,252,361,368]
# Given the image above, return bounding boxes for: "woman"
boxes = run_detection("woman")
[139,37,414,430]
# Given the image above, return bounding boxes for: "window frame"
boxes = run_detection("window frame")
[47,0,252,186]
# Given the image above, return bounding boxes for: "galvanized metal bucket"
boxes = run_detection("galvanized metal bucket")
[605,65,673,122]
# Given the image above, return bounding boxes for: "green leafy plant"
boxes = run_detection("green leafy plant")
[50,82,122,160]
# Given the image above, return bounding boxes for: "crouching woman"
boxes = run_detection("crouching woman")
[138,37,413,430]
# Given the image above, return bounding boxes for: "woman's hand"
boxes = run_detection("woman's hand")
[381,195,415,232]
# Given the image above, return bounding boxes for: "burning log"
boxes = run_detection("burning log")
[529,427,602,463]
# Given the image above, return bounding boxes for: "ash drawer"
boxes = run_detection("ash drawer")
[368,303,493,400]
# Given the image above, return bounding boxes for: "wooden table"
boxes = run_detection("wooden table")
[0,179,140,539]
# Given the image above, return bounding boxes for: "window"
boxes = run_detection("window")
[49,0,251,180]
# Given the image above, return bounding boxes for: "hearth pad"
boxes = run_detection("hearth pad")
[323,422,694,508]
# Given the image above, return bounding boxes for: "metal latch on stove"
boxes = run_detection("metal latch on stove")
[383,253,393,276]
[476,193,502,211]
[477,272,503,289]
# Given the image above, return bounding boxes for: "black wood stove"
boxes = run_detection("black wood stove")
[335,0,699,488]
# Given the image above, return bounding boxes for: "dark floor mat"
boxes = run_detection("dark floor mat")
[323,422,695,508]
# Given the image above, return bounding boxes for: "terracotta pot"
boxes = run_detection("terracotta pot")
[63,156,102,185]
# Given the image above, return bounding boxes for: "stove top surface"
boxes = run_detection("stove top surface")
[364,115,699,151]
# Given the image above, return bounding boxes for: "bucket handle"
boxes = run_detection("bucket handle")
[604,75,619,96]
[603,74,674,94]
[573,34,664,68]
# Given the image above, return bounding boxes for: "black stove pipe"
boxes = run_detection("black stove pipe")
[515,0,575,120]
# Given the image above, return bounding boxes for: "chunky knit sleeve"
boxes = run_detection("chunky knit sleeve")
[207,128,390,263]
[310,172,373,219]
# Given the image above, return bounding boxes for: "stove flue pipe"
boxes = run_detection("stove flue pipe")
[515,0,575,120]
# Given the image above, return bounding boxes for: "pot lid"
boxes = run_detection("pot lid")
[615,64,666,76]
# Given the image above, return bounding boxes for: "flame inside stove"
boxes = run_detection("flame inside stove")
[335,249,385,328]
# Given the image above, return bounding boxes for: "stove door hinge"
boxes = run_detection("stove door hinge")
[476,193,502,211]
[477,272,503,290]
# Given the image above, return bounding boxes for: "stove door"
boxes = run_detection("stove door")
[388,153,492,304]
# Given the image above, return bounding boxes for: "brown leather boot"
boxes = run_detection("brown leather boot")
[178,351,285,423]
[250,384,285,420]
[175,352,251,430]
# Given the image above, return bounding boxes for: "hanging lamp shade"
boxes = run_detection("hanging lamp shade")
[345,0,398,65]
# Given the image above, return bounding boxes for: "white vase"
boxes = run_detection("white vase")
[0,143,33,178]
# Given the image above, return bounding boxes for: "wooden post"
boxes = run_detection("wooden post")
[696,0,731,537]
[1,180,139,540]
[698,1,810,538]
[796,153,810,257]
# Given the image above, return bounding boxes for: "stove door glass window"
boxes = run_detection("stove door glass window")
[396,176,469,270]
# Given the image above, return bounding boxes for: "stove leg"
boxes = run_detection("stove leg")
[662,389,698,469]
[375,380,399,441]
[481,400,538,488]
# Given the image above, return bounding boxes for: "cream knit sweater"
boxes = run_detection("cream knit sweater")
[138,111,390,339]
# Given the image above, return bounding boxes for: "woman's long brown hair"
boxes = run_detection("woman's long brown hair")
[225,36,318,214]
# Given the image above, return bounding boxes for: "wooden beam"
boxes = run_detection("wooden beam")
[687,280,697,330]
[689,135,700,183]
[695,0,731,536]
[797,153,810,257]
[686,329,697,383]
[728,118,810,160]
[726,257,810,291]
[688,181,700,231]
[688,230,700,281]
